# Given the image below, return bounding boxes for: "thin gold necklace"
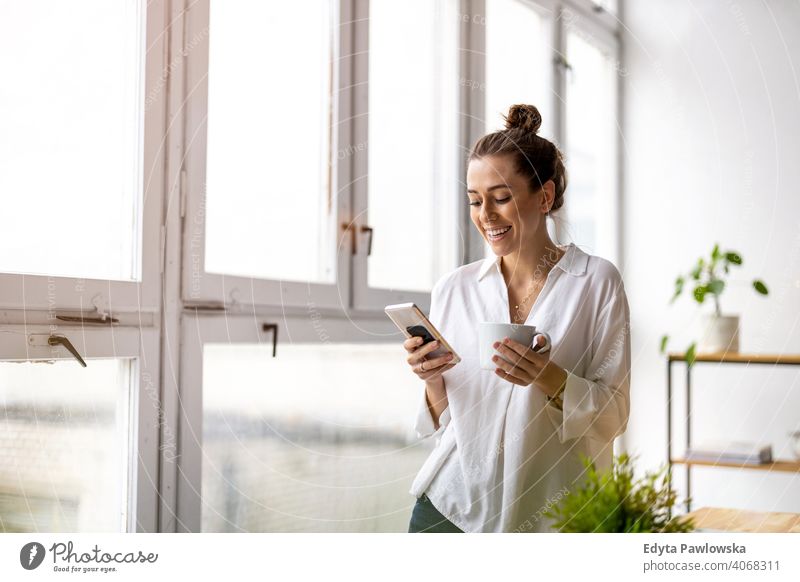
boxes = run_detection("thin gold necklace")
[510,248,564,323]
[512,279,545,323]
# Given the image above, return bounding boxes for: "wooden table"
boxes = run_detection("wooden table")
[681,506,800,533]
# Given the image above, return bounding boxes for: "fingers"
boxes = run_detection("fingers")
[403,336,456,378]
[494,367,529,386]
[405,340,442,367]
[424,352,455,370]
[492,340,536,377]
[532,333,550,353]
[403,336,424,352]
[498,337,535,359]
[419,359,457,380]
[403,336,440,355]
[491,351,532,380]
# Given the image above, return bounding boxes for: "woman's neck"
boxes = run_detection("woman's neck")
[500,237,563,289]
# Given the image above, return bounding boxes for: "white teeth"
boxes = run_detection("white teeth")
[487,226,511,236]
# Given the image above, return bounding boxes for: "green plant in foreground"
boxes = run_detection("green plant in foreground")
[544,453,695,533]
[659,243,769,366]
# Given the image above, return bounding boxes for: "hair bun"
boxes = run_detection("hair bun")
[504,104,543,134]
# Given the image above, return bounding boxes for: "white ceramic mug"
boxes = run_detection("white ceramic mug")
[478,322,551,370]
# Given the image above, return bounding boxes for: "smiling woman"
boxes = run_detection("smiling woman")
[406,104,631,533]
[466,104,569,324]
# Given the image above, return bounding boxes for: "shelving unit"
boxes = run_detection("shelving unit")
[666,351,800,517]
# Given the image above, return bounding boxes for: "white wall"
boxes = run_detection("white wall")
[622,0,800,513]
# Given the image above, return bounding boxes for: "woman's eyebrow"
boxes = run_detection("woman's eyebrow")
[467,184,511,194]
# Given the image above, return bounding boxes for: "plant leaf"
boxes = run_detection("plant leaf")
[708,279,724,295]
[711,243,720,262]
[753,279,768,295]
[692,285,707,303]
[725,251,742,265]
[690,258,704,280]
[670,276,684,303]
[686,342,697,367]
[659,334,669,354]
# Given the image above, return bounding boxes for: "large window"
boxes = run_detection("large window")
[1,0,620,533]
[204,0,336,284]
[0,0,144,282]
[366,0,460,294]
[485,0,553,135]
[563,24,620,263]
[0,0,165,531]
[197,336,432,532]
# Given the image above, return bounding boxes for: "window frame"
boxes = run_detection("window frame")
[557,2,622,265]
[0,324,160,532]
[349,0,466,312]
[175,309,399,532]
[0,1,166,315]
[179,0,353,312]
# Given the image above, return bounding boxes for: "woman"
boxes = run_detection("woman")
[405,104,631,533]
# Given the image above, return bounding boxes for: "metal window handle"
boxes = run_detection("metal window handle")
[341,222,357,255]
[262,323,278,357]
[360,225,374,256]
[48,335,88,367]
[56,314,119,325]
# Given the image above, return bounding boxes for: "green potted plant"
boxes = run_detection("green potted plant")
[660,243,769,366]
[544,453,694,533]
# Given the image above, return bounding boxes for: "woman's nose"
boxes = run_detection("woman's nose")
[480,205,496,223]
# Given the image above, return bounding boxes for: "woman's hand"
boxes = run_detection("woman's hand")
[491,335,568,397]
[404,336,457,381]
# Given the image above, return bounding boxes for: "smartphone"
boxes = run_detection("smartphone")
[384,302,461,365]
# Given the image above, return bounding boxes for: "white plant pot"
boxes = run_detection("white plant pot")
[697,314,740,354]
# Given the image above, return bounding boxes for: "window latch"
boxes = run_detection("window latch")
[28,334,88,367]
[360,225,374,256]
[262,323,278,357]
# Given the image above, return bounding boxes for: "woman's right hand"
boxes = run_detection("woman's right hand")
[404,336,456,381]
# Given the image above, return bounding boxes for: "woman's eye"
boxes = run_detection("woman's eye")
[468,197,510,207]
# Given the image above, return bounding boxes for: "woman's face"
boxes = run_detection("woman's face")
[466,154,549,254]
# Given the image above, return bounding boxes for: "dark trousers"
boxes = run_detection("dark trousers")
[408,493,464,533]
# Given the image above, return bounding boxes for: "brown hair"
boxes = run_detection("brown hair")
[469,104,567,214]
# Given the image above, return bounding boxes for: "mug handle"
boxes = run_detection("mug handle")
[533,332,551,354]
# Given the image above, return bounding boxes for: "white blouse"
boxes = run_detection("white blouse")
[409,242,631,533]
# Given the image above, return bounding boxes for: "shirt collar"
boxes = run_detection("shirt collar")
[477,243,588,282]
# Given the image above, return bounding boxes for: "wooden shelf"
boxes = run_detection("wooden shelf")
[668,351,800,364]
[672,457,800,473]
[679,506,800,533]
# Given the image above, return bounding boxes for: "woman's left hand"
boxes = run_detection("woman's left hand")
[492,335,568,397]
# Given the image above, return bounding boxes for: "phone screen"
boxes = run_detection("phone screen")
[406,325,435,345]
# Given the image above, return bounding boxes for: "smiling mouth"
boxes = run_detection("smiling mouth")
[486,225,512,241]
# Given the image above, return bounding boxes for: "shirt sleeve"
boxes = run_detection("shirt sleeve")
[414,386,452,439]
[545,285,631,444]
[412,272,452,440]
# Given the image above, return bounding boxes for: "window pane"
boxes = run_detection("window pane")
[201,343,432,532]
[564,32,618,261]
[485,0,552,135]
[204,0,336,284]
[0,359,132,532]
[367,0,459,293]
[0,1,144,281]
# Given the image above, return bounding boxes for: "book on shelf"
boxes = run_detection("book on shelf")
[685,441,773,465]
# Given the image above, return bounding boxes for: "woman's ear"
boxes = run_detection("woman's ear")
[540,180,556,213]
